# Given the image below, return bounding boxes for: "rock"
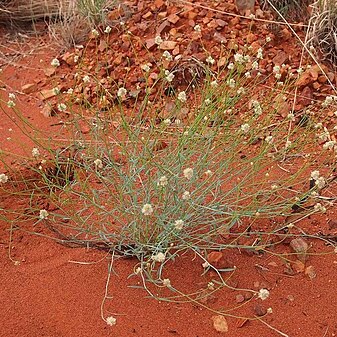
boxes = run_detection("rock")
[290,238,308,262]
[41,104,53,117]
[159,40,177,50]
[272,50,288,66]
[292,260,305,273]
[44,67,56,77]
[207,251,231,269]
[305,265,316,280]
[211,315,229,333]
[167,13,180,24]
[21,83,37,94]
[61,52,77,66]
[235,294,245,303]
[37,88,58,100]
[98,40,108,52]
[253,304,267,316]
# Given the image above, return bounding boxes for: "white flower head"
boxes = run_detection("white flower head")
[228,78,236,88]
[91,29,100,37]
[183,167,194,180]
[163,50,173,61]
[241,123,250,133]
[51,58,60,67]
[251,100,262,115]
[206,55,215,65]
[94,158,103,169]
[67,88,74,95]
[323,140,336,150]
[315,176,325,189]
[52,87,60,95]
[141,64,150,72]
[106,316,117,326]
[227,62,234,70]
[174,219,184,230]
[314,203,326,213]
[182,190,190,200]
[104,26,112,34]
[257,48,263,60]
[210,80,218,87]
[154,35,163,45]
[194,24,201,32]
[205,169,213,176]
[165,70,175,82]
[310,170,320,180]
[245,71,251,78]
[117,87,127,98]
[32,147,40,157]
[157,175,168,187]
[7,100,15,108]
[177,91,187,103]
[234,53,244,64]
[252,60,259,70]
[266,36,272,42]
[258,288,270,300]
[285,140,292,149]
[163,278,171,287]
[0,173,9,183]
[8,93,16,100]
[83,75,90,83]
[152,252,165,262]
[39,209,49,219]
[141,203,153,216]
[57,103,67,112]
[265,135,273,144]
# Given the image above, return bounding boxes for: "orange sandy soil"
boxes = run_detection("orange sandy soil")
[1,1,337,336]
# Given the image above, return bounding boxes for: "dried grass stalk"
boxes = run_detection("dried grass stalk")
[307,0,337,66]
[0,0,73,22]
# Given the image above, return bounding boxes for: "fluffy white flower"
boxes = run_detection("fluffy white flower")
[182,190,190,200]
[310,170,320,180]
[177,91,187,103]
[94,159,103,169]
[183,167,194,180]
[227,62,234,70]
[7,100,15,108]
[157,175,168,187]
[57,103,67,112]
[266,36,271,42]
[205,169,213,176]
[265,135,273,144]
[117,87,127,98]
[241,123,250,133]
[0,173,9,183]
[174,219,184,230]
[228,79,236,88]
[315,176,325,189]
[206,55,215,65]
[141,203,153,216]
[163,50,173,61]
[32,147,40,157]
[194,24,201,32]
[152,252,165,262]
[234,53,244,64]
[154,35,163,45]
[258,288,270,300]
[39,209,49,219]
[165,70,175,82]
[91,29,99,37]
[163,278,171,287]
[83,75,90,83]
[323,140,336,150]
[141,64,150,72]
[51,58,60,67]
[104,26,112,34]
[106,316,116,326]
[8,93,16,100]
[257,48,263,59]
[314,203,326,213]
